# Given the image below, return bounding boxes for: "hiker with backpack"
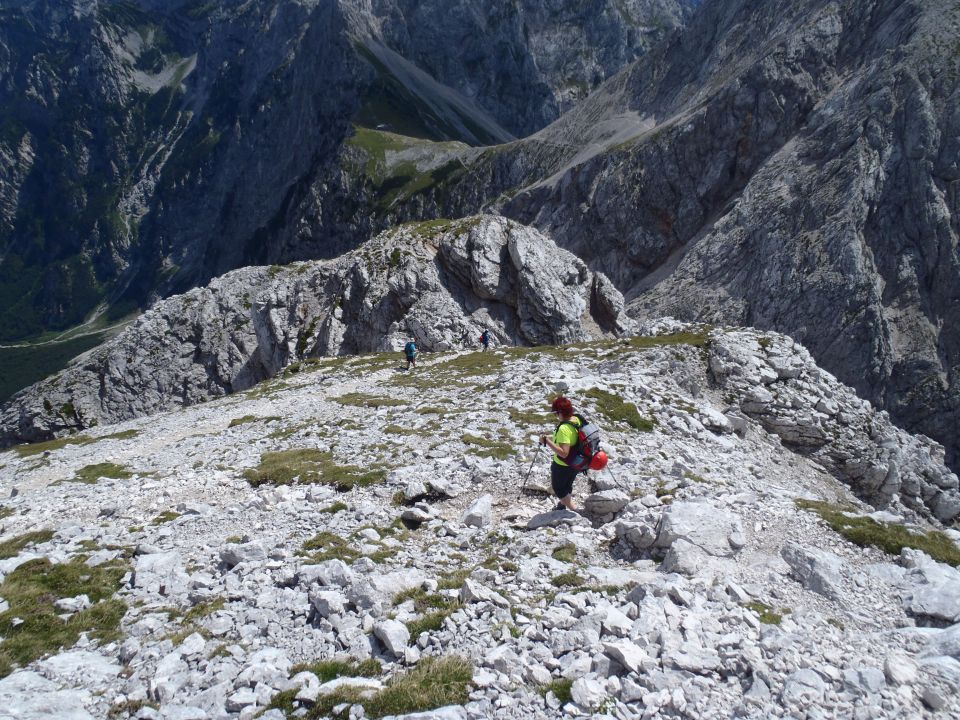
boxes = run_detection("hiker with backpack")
[480,329,491,352]
[403,338,418,370]
[539,396,602,511]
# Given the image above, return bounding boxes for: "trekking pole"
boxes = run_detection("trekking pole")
[604,464,626,491]
[518,444,542,498]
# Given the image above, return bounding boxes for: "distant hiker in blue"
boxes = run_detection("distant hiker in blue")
[480,329,491,352]
[403,338,418,370]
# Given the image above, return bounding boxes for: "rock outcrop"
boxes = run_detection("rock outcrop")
[709,329,960,521]
[0,216,632,444]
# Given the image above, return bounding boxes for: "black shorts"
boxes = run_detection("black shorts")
[551,461,578,499]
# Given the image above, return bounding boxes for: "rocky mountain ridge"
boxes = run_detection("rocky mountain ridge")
[1,322,959,718]
[0,216,633,444]
[0,0,690,341]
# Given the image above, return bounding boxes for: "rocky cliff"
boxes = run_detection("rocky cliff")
[376,0,960,473]
[0,0,689,341]
[1,322,959,718]
[0,216,633,443]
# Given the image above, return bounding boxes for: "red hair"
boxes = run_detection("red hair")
[551,396,574,418]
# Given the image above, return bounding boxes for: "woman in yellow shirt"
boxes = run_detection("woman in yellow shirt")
[540,396,581,511]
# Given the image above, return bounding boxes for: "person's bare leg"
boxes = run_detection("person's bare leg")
[559,495,575,511]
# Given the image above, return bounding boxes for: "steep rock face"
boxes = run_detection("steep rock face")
[0,216,632,442]
[709,330,960,522]
[348,0,696,137]
[403,0,960,472]
[0,0,688,342]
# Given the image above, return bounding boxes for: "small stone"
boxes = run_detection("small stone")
[373,619,410,657]
[461,495,493,527]
[884,654,919,685]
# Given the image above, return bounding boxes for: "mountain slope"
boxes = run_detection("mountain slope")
[1,324,959,717]
[381,0,960,473]
[0,0,691,342]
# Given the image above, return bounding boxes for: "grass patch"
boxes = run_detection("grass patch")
[551,572,585,588]
[745,601,787,625]
[383,424,422,435]
[184,597,225,622]
[551,543,577,563]
[406,608,456,637]
[300,531,360,563]
[507,408,551,427]
[150,511,181,525]
[228,414,281,428]
[416,406,450,415]
[291,657,382,682]
[282,654,472,719]
[0,557,128,677]
[437,568,472,591]
[543,677,573,703]
[335,393,409,408]
[70,462,132,484]
[0,530,54,559]
[0,507,14,520]
[584,388,655,431]
[11,428,141,457]
[393,587,457,614]
[243,449,386,491]
[430,352,503,377]
[320,502,349,515]
[461,433,513,460]
[795,499,960,566]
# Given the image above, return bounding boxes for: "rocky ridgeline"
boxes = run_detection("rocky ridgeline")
[0,216,632,446]
[1,323,959,719]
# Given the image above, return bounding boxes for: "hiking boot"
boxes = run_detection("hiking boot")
[553,503,565,511]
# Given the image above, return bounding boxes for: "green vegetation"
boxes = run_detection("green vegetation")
[0,507,14,521]
[300,531,360,563]
[543,678,573,703]
[436,568,472,591]
[70,462,132,484]
[293,657,381,683]
[0,530,54,559]
[507,407,552,427]
[344,126,469,213]
[551,543,577,563]
[184,597,225,622]
[745,601,789,625]
[0,557,128,677]
[243,449,386,491]
[320,502,348,515]
[150,511,181,525]
[584,388,655,431]
[0,333,108,404]
[228,415,281,428]
[225,535,243,544]
[269,654,472,719]
[551,572,585,588]
[335,392,409,408]
[795,499,960,566]
[12,428,140,458]
[461,433,513,460]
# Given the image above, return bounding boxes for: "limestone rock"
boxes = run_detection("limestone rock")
[780,542,847,601]
[655,501,744,557]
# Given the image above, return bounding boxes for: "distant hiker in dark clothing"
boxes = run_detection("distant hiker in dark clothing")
[403,339,418,370]
[480,329,491,352]
[540,396,581,511]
